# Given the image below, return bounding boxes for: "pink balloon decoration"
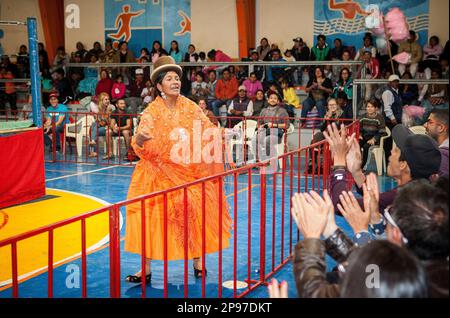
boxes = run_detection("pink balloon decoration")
[392,52,411,64]
[385,8,409,43]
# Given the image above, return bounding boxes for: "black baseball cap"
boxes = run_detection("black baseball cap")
[392,125,441,179]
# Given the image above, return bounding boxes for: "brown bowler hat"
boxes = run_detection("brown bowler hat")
[150,56,183,84]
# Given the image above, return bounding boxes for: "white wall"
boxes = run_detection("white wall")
[2,0,448,58]
[64,0,105,54]
[0,0,45,55]
[429,0,449,44]
[257,0,315,51]
[191,0,239,58]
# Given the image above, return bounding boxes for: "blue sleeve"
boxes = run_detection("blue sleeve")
[369,215,387,240]
[352,231,372,247]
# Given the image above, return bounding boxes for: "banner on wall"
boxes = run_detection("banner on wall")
[314,0,429,47]
[104,0,191,58]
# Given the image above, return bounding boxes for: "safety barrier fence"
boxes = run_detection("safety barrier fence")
[0,119,359,298]
[2,110,354,167]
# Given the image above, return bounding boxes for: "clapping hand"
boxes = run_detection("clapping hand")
[337,191,370,234]
[322,189,339,238]
[363,173,382,224]
[268,279,288,298]
[323,123,355,167]
[346,136,362,175]
[291,191,329,239]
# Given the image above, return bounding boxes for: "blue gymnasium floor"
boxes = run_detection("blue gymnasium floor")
[0,160,396,298]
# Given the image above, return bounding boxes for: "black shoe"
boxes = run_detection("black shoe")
[193,265,207,279]
[125,273,151,284]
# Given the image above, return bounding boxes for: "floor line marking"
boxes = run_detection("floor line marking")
[45,166,117,182]
[46,169,134,178]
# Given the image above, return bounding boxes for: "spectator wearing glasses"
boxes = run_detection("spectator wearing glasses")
[424,108,449,176]
[384,179,449,298]
[323,123,442,223]
[288,189,429,298]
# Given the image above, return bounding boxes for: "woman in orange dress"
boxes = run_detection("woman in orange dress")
[125,56,232,283]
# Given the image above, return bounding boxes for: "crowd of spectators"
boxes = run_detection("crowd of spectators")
[1,30,449,299]
[1,33,448,166]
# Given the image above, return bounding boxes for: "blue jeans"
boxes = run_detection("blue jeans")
[90,122,109,152]
[210,99,227,117]
[44,124,65,150]
[301,97,327,119]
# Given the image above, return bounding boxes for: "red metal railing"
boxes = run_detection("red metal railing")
[3,110,354,167]
[0,117,359,298]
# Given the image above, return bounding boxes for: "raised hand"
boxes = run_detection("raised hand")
[346,136,362,175]
[323,123,355,167]
[291,191,329,239]
[322,189,339,238]
[337,191,370,234]
[364,173,382,224]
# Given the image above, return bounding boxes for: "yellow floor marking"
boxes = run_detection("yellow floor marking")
[0,189,114,287]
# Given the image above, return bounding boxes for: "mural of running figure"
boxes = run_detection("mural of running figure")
[108,4,145,42]
[329,0,370,20]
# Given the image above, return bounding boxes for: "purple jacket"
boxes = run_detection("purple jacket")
[329,168,398,214]
[439,144,449,177]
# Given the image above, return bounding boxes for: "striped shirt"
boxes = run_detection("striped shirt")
[359,113,386,142]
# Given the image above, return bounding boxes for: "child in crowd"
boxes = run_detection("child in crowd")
[111,74,126,102]
[359,99,386,169]
[140,80,154,106]
[281,79,300,120]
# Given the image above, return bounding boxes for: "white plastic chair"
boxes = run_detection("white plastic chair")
[276,123,295,170]
[408,125,426,135]
[229,119,258,164]
[64,115,95,157]
[366,126,391,176]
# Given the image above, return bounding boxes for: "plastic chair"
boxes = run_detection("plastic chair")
[60,116,74,154]
[229,119,258,164]
[275,123,295,170]
[64,114,95,157]
[365,126,391,176]
[408,125,426,135]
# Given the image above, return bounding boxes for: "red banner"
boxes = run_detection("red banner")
[0,128,46,209]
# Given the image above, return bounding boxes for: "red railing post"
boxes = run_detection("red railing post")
[233,173,238,298]
[140,200,147,298]
[183,188,189,298]
[48,230,54,298]
[247,169,252,291]
[218,177,223,298]
[109,205,121,298]
[259,170,266,283]
[11,242,18,298]
[202,182,207,298]
[163,193,168,298]
[81,219,87,298]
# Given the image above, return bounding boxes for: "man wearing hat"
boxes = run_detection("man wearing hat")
[228,85,254,127]
[291,37,310,62]
[381,74,402,160]
[323,122,442,219]
[124,56,232,284]
[125,68,145,113]
[43,92,69,152]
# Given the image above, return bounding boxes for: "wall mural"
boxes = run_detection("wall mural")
[314,0,429,47]
[104,0,191,57]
